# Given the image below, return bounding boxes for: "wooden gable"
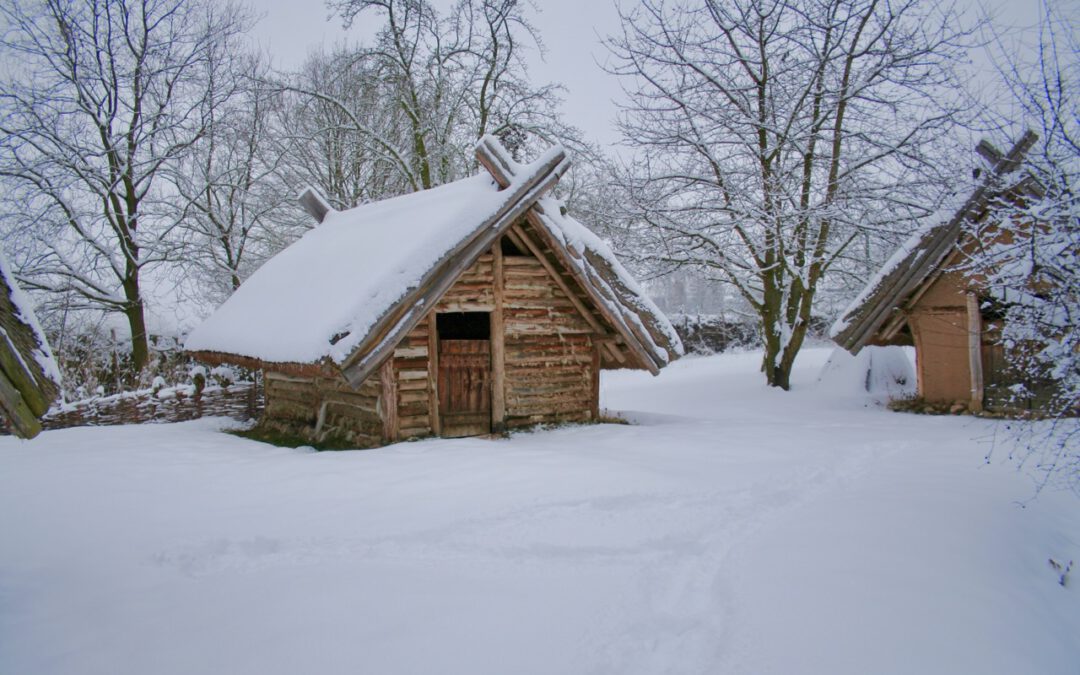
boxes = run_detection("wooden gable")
[376,224,609,441]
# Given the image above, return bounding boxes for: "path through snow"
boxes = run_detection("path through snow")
[0,348,1076,674]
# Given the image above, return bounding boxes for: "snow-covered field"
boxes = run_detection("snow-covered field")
[1,348,1076,674]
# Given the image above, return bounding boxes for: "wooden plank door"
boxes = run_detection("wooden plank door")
[438,339,492,437]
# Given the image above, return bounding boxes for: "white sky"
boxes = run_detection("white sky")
[245,0,1049,150]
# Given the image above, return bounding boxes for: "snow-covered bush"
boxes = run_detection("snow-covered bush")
[190,365,208,396]
[210,365,237,388]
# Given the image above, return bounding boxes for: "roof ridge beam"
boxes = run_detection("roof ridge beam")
[475,135,517,188]
[298,186,333,224]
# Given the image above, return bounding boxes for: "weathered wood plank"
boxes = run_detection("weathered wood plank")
[380,358,398,442]
[393,346,428,359]
[399,390,430,405]
[521,214,660,374]
[398,378,429,392]
[427,314,441,435]
[966,292,984,412]
[504,354,593,367]
[510,223,606,335]
[505,411,591,428]
[492,241,506,431]
[434,302,497,313]
[591,341,600,420]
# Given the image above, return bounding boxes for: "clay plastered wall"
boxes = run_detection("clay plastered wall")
[502,255,596,428]
[908,270,973,403]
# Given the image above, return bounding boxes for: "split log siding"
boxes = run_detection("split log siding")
[263,372,382,446]
[502,255,596,428]
[434,254,495,312]
[393,317,435,439]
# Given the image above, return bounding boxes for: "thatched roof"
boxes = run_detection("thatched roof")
[187,137,682,385]
[831,132,1040,354]
[0,253,61,438]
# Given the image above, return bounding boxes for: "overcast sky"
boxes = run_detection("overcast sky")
[244,0,1048,150]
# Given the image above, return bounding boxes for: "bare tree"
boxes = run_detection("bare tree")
[172,55,291,301]
[0,0,253,376]
[606,0,975,388]
[275,45,414,209]
[462,0,576,158]
[325,0,475,191]
[277,0,581,200]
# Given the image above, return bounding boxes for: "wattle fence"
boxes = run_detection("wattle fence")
[35,381,263,432]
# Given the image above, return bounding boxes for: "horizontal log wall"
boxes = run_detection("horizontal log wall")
[435,253,495,313]
[502,254,596,428]
[390,253,500,440]
[263,371,382,447]
[392,316,435,439]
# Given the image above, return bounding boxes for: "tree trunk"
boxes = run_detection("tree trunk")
[760,324,791,390]
[122,275,149,377]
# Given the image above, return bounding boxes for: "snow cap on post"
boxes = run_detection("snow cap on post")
[475,134,522,189]
[298,186,333,224]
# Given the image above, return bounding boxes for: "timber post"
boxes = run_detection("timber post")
[966,293,984,412]
[379,358,399,442]
[491,243,507,432]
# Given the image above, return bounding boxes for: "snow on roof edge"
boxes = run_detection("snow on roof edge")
[537,196,684,365]
[0,251,62,387]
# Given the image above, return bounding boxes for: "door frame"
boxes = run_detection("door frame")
[435,311,494,437]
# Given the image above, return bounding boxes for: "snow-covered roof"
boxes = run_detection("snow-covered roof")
[187,137,681,382]
[534,195,683,367]
[831,132,1039,354]
[186,173,513,365]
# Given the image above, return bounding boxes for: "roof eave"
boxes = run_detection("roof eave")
[188,350,340,379]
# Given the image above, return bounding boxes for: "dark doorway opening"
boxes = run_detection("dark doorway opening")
[436,311,492,437]
[436,311,490,340]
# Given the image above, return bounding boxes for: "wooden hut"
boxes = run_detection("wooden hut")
[186,137,682,446]
[831,132,1047,412]
[0,253,61,438]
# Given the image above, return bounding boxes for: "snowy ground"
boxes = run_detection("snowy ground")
[1,348,1076,674]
